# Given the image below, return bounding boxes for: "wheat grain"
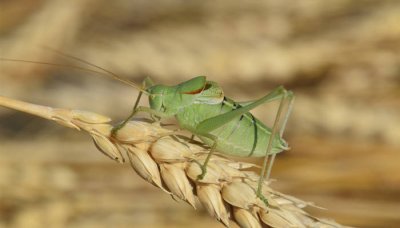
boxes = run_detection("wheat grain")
[0,95,347,228]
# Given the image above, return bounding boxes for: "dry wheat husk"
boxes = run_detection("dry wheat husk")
[0,95,347,228]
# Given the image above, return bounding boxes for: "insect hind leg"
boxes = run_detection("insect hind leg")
[256,88,294,206]
[265,91,294,180]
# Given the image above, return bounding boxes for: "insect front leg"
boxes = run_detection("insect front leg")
[111,77,154,137]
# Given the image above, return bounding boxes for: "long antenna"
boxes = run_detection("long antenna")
[43,46,146,92]
[1,54,148,94]
[0,58,111,77]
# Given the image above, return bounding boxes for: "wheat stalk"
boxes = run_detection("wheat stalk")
[0,95,346,228]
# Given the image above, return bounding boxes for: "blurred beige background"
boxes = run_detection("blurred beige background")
[1,0,400,227]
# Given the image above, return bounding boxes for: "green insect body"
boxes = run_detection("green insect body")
[145,76,289,159]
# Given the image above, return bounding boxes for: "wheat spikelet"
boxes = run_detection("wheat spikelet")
[0,95,347,228]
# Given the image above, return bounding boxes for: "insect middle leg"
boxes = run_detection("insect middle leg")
[193,134,219,180]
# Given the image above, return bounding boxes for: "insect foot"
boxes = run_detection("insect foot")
[110,121,127,138]
[197,164,207,180]
[256,192,269,208]
[190,159,209,180]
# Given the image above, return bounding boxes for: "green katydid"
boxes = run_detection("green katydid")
[112,76,294,205]
[0,52,294,205]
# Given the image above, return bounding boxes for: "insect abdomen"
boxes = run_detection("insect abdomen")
[175,97,288,157]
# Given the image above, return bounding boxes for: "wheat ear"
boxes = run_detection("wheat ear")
[0,95,346,228]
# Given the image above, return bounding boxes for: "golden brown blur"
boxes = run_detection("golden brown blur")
[1,0,399,227]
